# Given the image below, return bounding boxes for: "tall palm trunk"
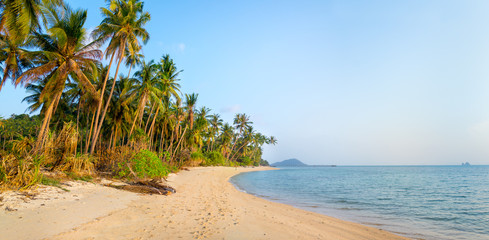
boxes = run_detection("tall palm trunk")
[148,106,160,148]
[230,140,249,162]
[172,126,187,165]
[85,109,96,153]
[129,93,147,137]
[112,123,119,149]
[91,52,115,149]
[127,64,133,78]
[91,43,126,154]
[36,91,62,151]
[144,102,155,133]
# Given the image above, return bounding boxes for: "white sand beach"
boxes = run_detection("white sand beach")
[0,167,408,240]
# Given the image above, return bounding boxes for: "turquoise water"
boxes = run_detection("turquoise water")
[230,166,489,240]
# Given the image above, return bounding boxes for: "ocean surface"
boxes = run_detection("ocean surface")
[230,166,489,240]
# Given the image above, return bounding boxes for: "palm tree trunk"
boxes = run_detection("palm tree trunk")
[127,64,133,78]
[129,93,148,137]
[91,44,126,154]
[36,91,62,151]
[230,140,249,162]
[91,52,116,149]
[172,126,187,165]
[144,103,156,133]
[148,106,159,136]
[76,100,81,153]
[108,126,114,150]
[112,123,119,149]
[85,109,96,153]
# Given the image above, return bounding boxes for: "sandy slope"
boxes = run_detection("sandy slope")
[0,167,409,240]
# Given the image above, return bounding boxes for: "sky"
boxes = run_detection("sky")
[2,0,489,165]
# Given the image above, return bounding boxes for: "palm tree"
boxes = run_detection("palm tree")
[208,113,222,151]
[108,74,132,149]
[219,123,234,159]
[229,113,252,157]
[124,43,143,77]
[0,33,32,91]
[268,136,277,145]
[184,93,198,130]
[158,54,181,103]
[146,55,182,145]
[90,0,150,154]
[22,81,44,113]
[230,125,255,161]
[15,4,101,150]
[127,60,162,137]
[0,0,62,40]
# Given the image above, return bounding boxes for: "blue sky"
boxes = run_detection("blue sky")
[2,0,489,165]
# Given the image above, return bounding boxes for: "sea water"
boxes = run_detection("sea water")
[230,166,489,240]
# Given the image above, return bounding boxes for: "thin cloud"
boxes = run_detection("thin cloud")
[220,104,241,113]
[178,43,186,52]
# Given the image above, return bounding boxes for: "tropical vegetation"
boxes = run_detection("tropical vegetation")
[0,0,276,190]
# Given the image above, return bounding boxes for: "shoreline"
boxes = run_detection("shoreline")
[0,167,409,240]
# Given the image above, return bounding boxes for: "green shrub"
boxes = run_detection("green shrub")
[190,152,205,161]
[202,151,226,166]
[117,150,173,179]
[238,156,252,166]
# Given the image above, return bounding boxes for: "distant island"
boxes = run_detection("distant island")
[271,158,308,167]
[462,162,471,166]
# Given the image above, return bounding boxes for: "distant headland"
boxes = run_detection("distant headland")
[271,158,308,167]
[270,159,337,167]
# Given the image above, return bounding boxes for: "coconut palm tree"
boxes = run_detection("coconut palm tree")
[0,33,33,91]
[0,0,62,40]
[229,113,252,157]
[124,43,143,77]
[219,123,234,159]
[268,136,277,145]
[127,60,162,137]
[184,93,198,130]
[158,54,181,103]
[145,54,182,141]
[208,113,222,151]
[90,0,150,154]
[14,4,101,150]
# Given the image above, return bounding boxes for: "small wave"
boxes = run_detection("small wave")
[421,216,459,221]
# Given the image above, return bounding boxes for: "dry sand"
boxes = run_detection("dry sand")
[0,167,409,240]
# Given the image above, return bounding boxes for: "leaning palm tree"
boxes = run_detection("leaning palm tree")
[15,5,101,150]
[90,0,150,154]
[229,113,252,156]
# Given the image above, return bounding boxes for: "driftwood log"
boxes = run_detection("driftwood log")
[105,164,176,195]
[106,178,176,195]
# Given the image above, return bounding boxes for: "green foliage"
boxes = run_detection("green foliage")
[202,151,226,166]
[117,150,173,179]
[40,176,60,186]
[238,156,252,166]
[190,152,205,160]
[0,114,40,152]
[41,175,69,192]
[65,171,93,182]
